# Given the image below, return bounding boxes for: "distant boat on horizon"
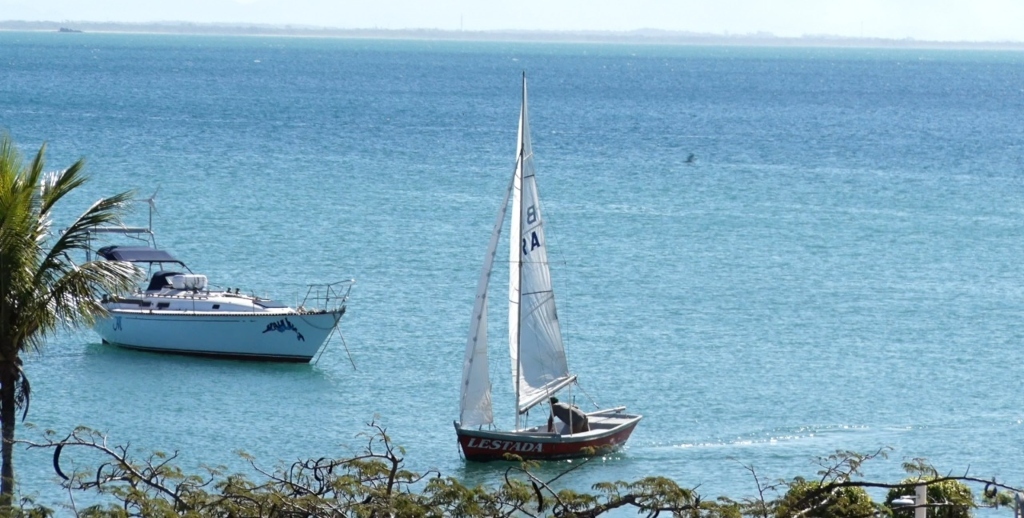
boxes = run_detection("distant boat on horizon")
[57,27,83,33]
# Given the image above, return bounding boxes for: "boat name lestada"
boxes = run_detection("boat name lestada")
[465,438,543,452]
[263,318,305,341]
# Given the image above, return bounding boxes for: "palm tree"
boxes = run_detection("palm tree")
[0,133,139,505]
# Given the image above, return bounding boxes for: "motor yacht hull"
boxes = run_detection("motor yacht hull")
[94,308,344,362]
[455,410,642,461]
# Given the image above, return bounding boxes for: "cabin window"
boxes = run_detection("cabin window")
[156,302,170,309]
[212,304,220,309]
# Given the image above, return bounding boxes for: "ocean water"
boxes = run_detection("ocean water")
[3,31,1024,512]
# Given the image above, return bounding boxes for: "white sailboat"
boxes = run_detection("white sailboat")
[88,199,353,363]
[454,74,641,461]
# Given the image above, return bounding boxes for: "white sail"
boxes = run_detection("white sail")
[509,76,573,417]
[459,171,516,428]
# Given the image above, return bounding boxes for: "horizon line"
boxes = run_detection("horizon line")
[2,19,1024,49]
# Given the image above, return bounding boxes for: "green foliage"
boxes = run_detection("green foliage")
[980,485,1017,509]
[882,458,975,518]
[705,497,745,518]
[777,478,878,518]
[583,476,696,515]
[13,422,709,517]
[5,424,1019,518]
[885,477,974,518]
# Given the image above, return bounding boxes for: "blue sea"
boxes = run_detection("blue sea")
[3,31,1024,512]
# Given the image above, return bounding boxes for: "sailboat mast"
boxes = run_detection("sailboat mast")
[513,73,526,431]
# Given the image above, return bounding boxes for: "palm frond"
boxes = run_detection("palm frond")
[39,159,88,216]
[0,132,137,364]
[38,258,141,336]
[35,192,134,290]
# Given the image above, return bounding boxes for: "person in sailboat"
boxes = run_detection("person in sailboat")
[547,397,590,434]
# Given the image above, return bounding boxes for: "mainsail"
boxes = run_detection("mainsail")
[508,76,574,417]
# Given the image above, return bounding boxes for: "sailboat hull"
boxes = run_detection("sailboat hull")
[455,410,642,461]
[95,308,344,362]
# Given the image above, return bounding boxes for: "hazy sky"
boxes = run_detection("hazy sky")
[2,0,1022,42]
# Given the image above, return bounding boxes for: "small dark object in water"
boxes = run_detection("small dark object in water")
[685,153,696,164]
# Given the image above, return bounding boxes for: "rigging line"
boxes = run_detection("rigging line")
[498,258,557,265]
[575,381,601,410]
[520,294,555,321]
[499,259,557,266]
[520,289,553,296]
[312,325,334,365]
[339,331,356,370]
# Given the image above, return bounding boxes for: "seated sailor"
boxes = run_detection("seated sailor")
[547,397,590,434]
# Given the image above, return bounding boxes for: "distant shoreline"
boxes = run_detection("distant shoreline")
[2,20,1023,51]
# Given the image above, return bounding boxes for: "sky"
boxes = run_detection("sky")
[1,0,1023,43]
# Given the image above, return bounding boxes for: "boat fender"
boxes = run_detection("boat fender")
[52,443,67,480]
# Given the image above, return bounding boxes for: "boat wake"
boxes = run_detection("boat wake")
[662,424,872,450]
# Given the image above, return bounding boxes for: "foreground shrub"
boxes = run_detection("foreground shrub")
[777,479,878,518]
[9,424,1016,518]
